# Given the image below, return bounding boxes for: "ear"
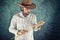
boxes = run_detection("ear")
[18,4,24,11]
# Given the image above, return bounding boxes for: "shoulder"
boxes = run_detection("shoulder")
[12,13,20,19]
[30,13,36,17]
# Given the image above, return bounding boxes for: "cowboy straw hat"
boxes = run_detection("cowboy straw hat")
[18,0,36,9]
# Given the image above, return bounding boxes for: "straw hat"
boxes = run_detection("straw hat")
[18,0,36,9]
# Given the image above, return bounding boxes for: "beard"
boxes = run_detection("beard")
[22,12,30,17]
[23,11,30,15]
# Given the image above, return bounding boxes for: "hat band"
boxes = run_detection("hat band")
[22,3,32,6]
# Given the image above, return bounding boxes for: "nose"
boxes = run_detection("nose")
[28,9,31,12]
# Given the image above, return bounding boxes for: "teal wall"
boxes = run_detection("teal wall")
[0,0,59,40]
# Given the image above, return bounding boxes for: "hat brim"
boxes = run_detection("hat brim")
[18,3,36,9]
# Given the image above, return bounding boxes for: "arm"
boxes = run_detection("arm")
[9,15,18,35]
[32,15,45,31]
[9,15,28,36]
[32,15,41,31]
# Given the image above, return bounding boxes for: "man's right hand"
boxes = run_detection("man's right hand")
[17,30,28,36]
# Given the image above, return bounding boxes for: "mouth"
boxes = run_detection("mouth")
[25,13,29,15]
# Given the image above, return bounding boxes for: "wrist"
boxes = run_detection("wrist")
[17,30,22,35]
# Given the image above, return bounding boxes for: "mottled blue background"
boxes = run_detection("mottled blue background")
[0,0,60,40]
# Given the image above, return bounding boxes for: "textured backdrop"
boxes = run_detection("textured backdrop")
[0,0,60,40]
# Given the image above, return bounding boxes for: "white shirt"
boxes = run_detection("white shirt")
[9,12,38,40]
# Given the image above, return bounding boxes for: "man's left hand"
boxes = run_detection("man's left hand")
[34,20,45,29]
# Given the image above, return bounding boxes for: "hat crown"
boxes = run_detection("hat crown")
[22,0,32,5]
[18,0,36,9]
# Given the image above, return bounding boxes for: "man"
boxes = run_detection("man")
[9,0,45,40]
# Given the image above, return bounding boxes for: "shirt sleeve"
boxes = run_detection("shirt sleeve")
[32,15,40,31]
[9,15,18,35]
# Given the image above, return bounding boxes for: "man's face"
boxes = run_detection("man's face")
[20,6,31,15]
